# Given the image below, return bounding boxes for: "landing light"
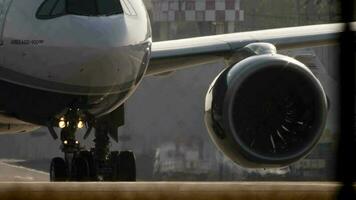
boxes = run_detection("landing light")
[75,140,79,144]
[63,140,68,145]
[77,120,84,129]
[59,120,66,129]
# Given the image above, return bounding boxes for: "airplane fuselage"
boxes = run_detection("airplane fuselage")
[0,0,151,127]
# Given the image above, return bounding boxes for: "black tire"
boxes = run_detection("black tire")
[116,151,136,181]
[110,151,119,181]
[72,156,90,181]
[80,151,96,181]
[50,157,67,182]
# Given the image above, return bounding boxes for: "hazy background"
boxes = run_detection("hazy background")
[0,0,343,181]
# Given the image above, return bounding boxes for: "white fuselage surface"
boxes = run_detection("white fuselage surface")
[0,0,151,129]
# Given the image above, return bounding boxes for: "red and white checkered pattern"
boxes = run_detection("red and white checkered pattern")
[152,0,244,22]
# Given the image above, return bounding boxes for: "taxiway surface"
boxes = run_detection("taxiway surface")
[0,160,48,182]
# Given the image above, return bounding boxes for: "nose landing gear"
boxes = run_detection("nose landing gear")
[48,107,136,182]
[50,157,67,181]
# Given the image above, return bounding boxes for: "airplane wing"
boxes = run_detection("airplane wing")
[146,23,355,76]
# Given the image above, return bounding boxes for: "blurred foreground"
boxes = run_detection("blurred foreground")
[0,182,344,200]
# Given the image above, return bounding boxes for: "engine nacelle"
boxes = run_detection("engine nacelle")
[205,54,328,168]
[0,113,39,134]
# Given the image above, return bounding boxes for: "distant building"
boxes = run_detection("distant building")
[144,0,245,40]
[289,129,336,180]
[150,0,244,22]
[153,140,212,180]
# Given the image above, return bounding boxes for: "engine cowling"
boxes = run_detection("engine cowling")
[205,54,328,168]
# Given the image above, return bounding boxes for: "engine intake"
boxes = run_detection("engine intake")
[205,54,327,168]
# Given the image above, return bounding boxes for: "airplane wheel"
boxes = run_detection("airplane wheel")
[116,151,136,181]
[110,151,119,181]
[72,156,90,181]
[80,151,96,181]
[50,157,67,182]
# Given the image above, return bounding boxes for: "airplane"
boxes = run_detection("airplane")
[0,0,354,182]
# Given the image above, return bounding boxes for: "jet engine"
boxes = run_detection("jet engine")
[205,54,328,168]
[0,114,39,134]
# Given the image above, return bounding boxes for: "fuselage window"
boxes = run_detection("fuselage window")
[36,0,124,19]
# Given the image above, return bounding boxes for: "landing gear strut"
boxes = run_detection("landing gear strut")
[49,107,136,182]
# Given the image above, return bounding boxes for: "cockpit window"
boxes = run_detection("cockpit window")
[36,0,124,19]
[66,0,97,16]
[121,0,136,16]
[97,0,124,16]
[37,0,58,17]
[51,0,66,16]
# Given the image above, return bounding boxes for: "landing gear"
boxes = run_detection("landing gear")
[79,151,96,180]
[114,151,136,181]
[50,157,67,181]
[48,107,136,182]
[71,156,90,181]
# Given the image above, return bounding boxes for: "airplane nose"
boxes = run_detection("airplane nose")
[67,15,128,47]
[61,16,151,95]
[39,16,137,94]
[2,6,151,96]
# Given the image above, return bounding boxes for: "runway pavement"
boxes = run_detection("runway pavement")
[0,160,48,182]
[0,160,349,200]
